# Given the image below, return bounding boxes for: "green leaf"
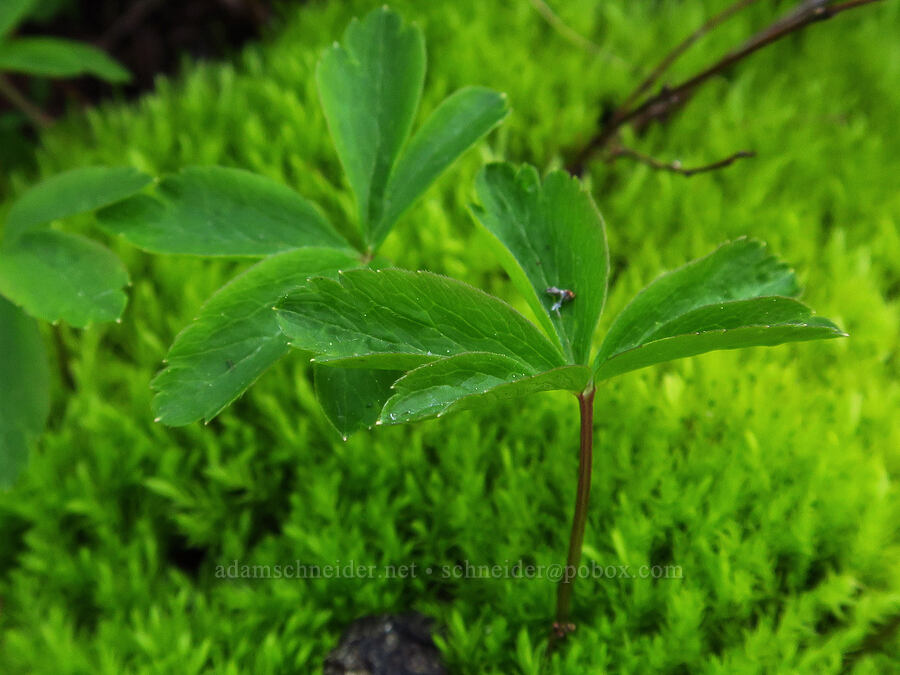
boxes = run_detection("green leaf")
[0,38,130,82]
[471,163,609,365]
[152,247,359,426]
[0,0,35,39]
[98,167,349,257]
[595,238,802,368]
[277,268,564,371]
[0,230,128,327]
[593,240,846,380]
[317,7,425,244]
[314,365,401,439]
[380,352,591,425]
[0,296,49,488]
[372,87,509,246]
[595,310,845,382]
[4,167,152,242]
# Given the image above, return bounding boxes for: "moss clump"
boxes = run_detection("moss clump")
[1,1,898,672]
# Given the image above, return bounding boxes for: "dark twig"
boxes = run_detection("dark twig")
[618,0,760,115]
[608,146,756,177]
[568,0,885,175]
[0,75,53,128]
[97,0,166,50]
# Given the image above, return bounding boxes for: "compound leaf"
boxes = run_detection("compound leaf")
[0,296,49,488]
[277,268,564,372]
[373,86,509,246]
[152,247,359,426]
[0,37,129,82]
[4,166,152,242]
[98,167,349,257]
[0,230,128,327]
[380,352,590,425]
[314,365,401,439]
[472,162,608,365]
[317,7,425,244]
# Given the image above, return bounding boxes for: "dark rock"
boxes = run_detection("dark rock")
[324,613,446,675]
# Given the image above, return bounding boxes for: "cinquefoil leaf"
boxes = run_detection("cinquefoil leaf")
[277,268,564,371]
[380,352,590,425]
[0,230,128,327]
[98,167,349,257]
[4,167,151,242]
[317,7,425,244]
[0,296,49,488]
[373,86,509,246]
[594,240,845,379]
[472,163,608,365]
[152,247,359,426]
[314,365,401,439]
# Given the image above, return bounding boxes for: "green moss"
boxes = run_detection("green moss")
[1,1,898,672]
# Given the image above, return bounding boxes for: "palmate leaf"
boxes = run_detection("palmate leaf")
[379,353,590,425]
[317,7,425,243]
[0,230,128,327]
[372,87,509,247]
[152,247,359,426]
[594,239,845,380]
[276,268,564,372]
[98,167,349,257]
[471,163,608,364]
[0,296,50,488]
[0,37,129,82]
[4,166,152,242]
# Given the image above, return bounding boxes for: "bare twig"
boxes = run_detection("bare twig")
[528,0,623,63]
[97,0,165,50]
[568,0,885,174]
[0,75,53,129]
[608,146,756,177]
[618,0,760,114]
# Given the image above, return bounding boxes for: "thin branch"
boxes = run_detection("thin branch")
[97,0,166,50]
[608,146,756,177]
[568,0,885,174]
[618,0,760,114]
[0,75,53,129]
[528,0,624,63]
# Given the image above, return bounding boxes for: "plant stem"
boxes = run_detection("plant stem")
[0,75,53,129]
[554,387,595,638]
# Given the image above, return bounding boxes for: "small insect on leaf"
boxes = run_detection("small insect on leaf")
[546,286,576,312]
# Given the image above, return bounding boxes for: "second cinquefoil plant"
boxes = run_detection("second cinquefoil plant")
[274,161,845,635]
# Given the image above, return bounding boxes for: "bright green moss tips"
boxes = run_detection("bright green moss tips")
[1,1,897,673]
